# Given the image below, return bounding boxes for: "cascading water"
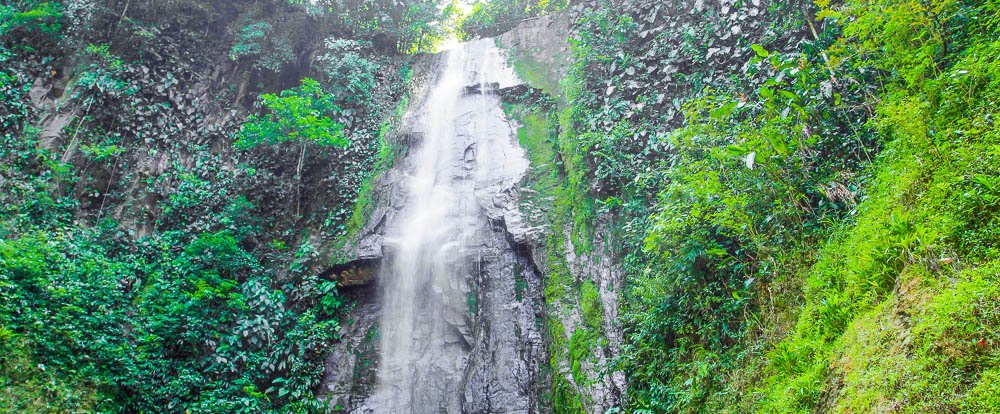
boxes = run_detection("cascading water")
[358,39,543,413]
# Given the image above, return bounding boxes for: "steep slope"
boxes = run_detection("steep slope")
[4,0,999,413]
[320,39,549,413]
[0,1,444,411]
[496,0,1000,412]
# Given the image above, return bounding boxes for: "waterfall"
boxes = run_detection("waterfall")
[360,39,538,413]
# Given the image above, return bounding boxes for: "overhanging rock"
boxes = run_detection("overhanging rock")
[321,258,380,288]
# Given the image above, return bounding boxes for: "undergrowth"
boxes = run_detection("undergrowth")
[506,0,1000,412]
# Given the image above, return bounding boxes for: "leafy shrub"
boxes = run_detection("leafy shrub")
[0,223,343,412]
[235,78,346,150]
[459,0,568,40]
[0,1,63,37]
[229,21,272,61]
[229,20,295,73]
[318,37,380,106]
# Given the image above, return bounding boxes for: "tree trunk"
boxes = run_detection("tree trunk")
[61,98,94,165]
[296,141,306,218]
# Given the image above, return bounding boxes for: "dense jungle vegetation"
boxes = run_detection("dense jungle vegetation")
[2,0,999,412]
[503,0,1000,412]
[1,0,451,411]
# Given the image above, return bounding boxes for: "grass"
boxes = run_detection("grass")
[0,337,110,413]
[746,23,1000,411]
[819,263,1000,413]
[505,4,1000,412]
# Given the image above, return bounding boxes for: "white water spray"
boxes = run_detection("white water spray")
[362,39,527,413]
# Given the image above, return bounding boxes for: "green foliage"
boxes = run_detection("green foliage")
[0,2,63,37]
[0,9,355,408]
[318,37,380,106]
[506,0,997,412]
[75,43,132,97]
[229,19,295,73]
[579,2,878,409]
[319,0,460,53]
[569,0,1000,411]
[0,0,421,411]
[236,78,347,150]
[393,1,462,54]
[0,218,343,412]
[0,337,111,412]
[562,8,647,202]
[751,1,1000,411]
[459,0,568,40]
[0,61,75,229]
[825,0,970,89]
[229,21,272,61]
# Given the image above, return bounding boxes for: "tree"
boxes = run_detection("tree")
[236,78,347,217]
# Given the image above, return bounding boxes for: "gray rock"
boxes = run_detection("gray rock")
[320,39,547,413]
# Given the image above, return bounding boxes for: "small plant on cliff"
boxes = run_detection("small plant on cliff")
[236,77,347,217]
[236,78,346,150]
[229,19,295,73]
[318,37,380,107]
[0,2,62,38]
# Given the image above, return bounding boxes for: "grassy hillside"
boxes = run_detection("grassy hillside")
[503,0,1000,412]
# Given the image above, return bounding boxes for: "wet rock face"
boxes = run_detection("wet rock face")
[499,13,572,97]
[462,225,546,414]
[319,289,380,410]
[319,40,547,413]
[499,10,630,413]
[560,218,628,412]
